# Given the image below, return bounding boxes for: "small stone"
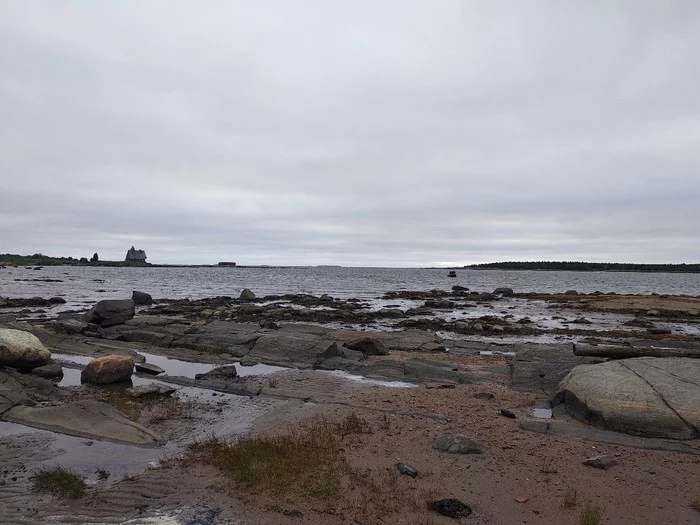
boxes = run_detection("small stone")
[500,408,516,419]
[31,363,63,379]
[583,454,618,470]
[344,337,388,356]
[430,498,472,518]
[473,392,495,400]
[433,434,482,454]
[396,462,418,478]
[195,365,238,380]
[135,362,165,375]
[125,383,177,398]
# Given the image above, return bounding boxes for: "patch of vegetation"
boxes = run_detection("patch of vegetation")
[121,472,138,482]
[563,485,577,508]
[96,469,110,480]
[691,496,700,512]
[31,465,86,499]
[147,397,192,424]
[539,458,557,474]
[580,502,603,525]
[188,414,371,499]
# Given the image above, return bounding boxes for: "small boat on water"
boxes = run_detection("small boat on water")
[448,270,457,277]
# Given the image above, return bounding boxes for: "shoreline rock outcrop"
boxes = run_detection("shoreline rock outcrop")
[0,328,52,371]
[84,299,135,327]
[552,357,700,440]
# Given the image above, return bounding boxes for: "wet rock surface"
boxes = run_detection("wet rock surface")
[81,354,135,385]
[126,382,177,398]
[3,399,161,446]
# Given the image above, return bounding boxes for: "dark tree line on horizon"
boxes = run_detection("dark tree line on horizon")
[0,253,149,267]
[468,261,700,273]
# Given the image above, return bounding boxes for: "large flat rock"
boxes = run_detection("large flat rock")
[510,343,601,395]
[3,399,161,446]
[552,357,700,440]
[0,368,62,415]
[249,333,335,366]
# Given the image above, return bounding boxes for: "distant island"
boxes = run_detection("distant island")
[0,252,151,267]
[465,261,700,273]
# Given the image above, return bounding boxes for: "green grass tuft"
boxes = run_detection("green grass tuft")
[563,485,577,508]
[188,414,370,499]
[691,496,700,512]
[31,465,86,499]
[580,502,603,525]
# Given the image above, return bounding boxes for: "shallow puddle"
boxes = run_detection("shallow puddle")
[533,407,553,419]
[53,351,286,386]
[327,370,416,388]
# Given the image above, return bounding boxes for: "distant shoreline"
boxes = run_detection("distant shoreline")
[456,261,700,274]
[2,254,700,274]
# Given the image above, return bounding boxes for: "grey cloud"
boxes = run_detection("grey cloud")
[1,1,700,265]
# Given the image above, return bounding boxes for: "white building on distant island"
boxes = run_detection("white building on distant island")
[125,246,147,262]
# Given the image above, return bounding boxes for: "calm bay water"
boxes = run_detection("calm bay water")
[2,265,700,311]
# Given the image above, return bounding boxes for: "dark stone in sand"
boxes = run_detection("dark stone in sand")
[583,454,618,470]
[430,498,472,518]
[500,408,516,419]
[396,462,418,478]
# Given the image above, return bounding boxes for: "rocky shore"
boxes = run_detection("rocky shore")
[1,287,699,524]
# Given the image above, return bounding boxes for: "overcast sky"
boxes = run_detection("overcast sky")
[2,1,699,266]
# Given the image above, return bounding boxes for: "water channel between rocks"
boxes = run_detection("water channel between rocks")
[1,350,416,486]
